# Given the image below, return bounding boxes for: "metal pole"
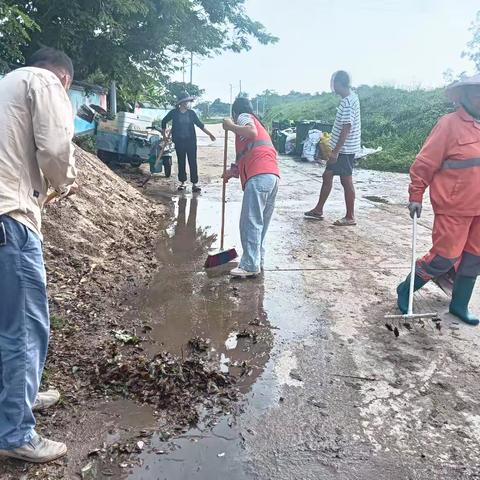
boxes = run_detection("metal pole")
[110,81,117,116]
[190,52,193,85]
[408,214,418,316]
[229,84,233,114]
[239,80,242,96]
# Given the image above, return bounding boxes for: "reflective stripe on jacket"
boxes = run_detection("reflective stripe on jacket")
[235,116,280,190]
[409,108,480,216]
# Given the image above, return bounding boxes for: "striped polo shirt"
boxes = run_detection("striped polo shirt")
[330,92,361,155]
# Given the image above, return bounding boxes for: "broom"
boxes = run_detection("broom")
[204,131,238,268]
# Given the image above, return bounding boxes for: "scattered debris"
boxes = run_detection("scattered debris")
[188,336,211,353]
[92,343,238,426]
[289,370,303,382]
[81,462,97,480]
[113,330,141,345]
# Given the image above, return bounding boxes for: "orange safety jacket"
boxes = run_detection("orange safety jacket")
[235,115,280,190]
[409,107,480,216]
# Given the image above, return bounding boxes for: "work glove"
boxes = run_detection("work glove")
[408,202,422,219]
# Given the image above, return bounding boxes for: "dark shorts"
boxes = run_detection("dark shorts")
[325,153,355,177]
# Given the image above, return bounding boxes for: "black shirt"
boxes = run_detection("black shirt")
[161,108,204,144]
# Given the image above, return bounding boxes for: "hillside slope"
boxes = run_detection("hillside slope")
[265,85,453,172]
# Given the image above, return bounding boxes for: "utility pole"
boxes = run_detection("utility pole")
[189,52,193,85]
[239,80,242,96]
[256,97,259,115]
[181,57,186,83]
[229,84,233,114]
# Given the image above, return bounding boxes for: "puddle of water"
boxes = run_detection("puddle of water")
[121,162,323,479]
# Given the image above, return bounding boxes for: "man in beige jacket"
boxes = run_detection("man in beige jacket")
[0,47,77,463]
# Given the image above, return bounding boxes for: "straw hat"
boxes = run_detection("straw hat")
[446,73,480,103]
[176,91,195,106]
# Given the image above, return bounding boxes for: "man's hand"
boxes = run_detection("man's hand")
[408,202,422,219]
[222,164,239,183]
[209,133,216,142]
[67,181,79,197]
[223,118,235,131]
[328,150,339,164]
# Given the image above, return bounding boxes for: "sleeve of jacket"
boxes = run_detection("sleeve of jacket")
[409,116,450,203]
[30,82,76,192]
[191,110,205,130]
[161,110,174,130]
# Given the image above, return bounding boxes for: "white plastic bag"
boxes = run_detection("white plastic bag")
[301,129,322,162]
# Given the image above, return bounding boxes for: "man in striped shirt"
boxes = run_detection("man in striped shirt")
[305,71,361,226]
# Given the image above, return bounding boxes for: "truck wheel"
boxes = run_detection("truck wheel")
[130,156,143,168]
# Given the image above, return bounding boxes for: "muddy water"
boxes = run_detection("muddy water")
[109,157,417,480]
[120,163,323,479]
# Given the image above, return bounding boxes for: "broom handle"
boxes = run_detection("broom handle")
[221,131,228,251]
[408,213,418,316]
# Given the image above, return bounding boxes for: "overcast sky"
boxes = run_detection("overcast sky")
[179,0,479,102]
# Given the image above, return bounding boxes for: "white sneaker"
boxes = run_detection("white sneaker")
[0,435,67,463]
[33,389,60,412]
[230,267,260,278]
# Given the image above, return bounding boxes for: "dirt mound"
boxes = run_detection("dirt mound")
[42,147,167,383]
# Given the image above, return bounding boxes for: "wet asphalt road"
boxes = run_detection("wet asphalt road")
[116,132,480,480]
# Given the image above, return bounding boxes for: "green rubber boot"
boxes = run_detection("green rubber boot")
[396,274,428,314]
[449,275,479,326]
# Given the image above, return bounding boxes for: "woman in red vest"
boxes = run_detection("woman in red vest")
[222,97,280,278]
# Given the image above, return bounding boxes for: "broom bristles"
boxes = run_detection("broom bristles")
[204,248,238,269]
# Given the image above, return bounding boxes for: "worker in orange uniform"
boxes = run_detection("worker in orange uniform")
[397,73,480,326]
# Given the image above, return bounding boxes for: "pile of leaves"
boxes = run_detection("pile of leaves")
[93,343,238,425]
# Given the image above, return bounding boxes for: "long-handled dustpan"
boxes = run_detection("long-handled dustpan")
[385,213,437,325]
[204,131,238,268]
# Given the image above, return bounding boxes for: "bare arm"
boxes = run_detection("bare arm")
[161,110,174,138]
[223,117,257,139]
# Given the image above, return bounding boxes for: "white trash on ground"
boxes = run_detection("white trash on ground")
[282,128,297,155]
[355,146,383,159]
[301,129,322,161]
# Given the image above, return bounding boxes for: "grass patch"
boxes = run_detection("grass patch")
[50,314,65,331]
[264,85,453,173]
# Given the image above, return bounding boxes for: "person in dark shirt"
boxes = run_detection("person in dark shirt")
[161,91,216,192]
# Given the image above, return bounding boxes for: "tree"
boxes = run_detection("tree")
[464,10,480,69]
[166,81,205,107]
[0,1,277,107]
[0,2,38,72]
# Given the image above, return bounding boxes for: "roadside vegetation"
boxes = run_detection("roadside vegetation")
[264,86,453,173]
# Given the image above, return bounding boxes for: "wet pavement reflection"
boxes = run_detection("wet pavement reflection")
[119,160,319,479]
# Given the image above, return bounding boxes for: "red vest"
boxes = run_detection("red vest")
[235,115,280,189]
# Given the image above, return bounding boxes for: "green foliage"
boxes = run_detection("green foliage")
[0,2,39,72]
[50,314,65,330]
[74,134,96,154]
[464,10,480,69]
[0,1,277,107]
[197,98,231,118]
[264,86,453,173]
[166,81,204,106]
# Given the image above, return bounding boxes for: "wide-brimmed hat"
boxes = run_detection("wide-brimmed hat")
[446,73,480,102]
[176,91,195,106]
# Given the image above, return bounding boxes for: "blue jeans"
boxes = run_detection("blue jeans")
[239,174,279,273]
[0,215,49,449]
